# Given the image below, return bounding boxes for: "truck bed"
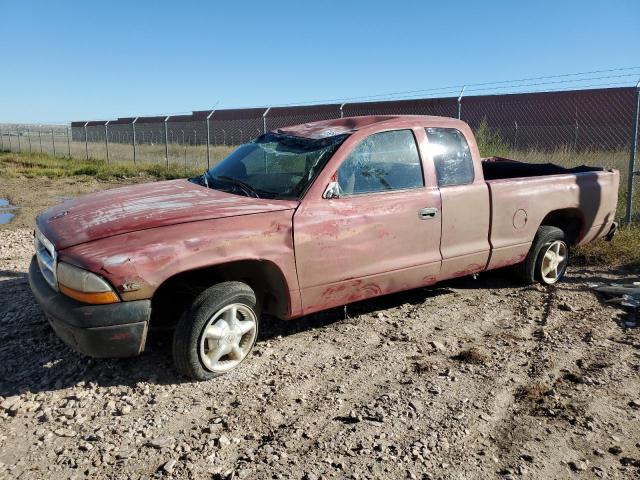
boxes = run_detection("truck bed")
[482,158,619,271]
[482,156,603,180]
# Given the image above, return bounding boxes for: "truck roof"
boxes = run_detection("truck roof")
[274,115,466,139]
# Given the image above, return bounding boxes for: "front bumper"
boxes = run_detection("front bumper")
[28,256,151,357]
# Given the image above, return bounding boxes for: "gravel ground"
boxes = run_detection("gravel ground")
[1,179,640,479]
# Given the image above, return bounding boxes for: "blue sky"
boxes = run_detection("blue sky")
[2,0,639,123]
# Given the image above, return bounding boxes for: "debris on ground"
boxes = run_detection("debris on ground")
[590,281,640,309]
[590,281,640,327]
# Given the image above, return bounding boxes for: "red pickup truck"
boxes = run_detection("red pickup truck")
[29,115,619,380]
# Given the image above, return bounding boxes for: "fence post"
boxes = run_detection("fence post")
[182,131,187,173]
[17,130,21,152]
[206,109,215,169]
[104,121,110,163]
[66,126,71,157]
[51,129,56,156]
[262,107,271,134]
[0,128,3,152]
[457,86,465,120]
[39,129,43,153]
[83,122,89,160]
[27,129,32,153]
[164,116,170,168]
[340,103,346,118]
[8,132,11,152]
[624,80,640,225]
[132,117,138,165]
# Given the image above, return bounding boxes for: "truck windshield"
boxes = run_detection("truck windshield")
[191,133,348,199]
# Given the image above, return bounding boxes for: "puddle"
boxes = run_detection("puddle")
[0,213,15,224]
[0,198,20,225]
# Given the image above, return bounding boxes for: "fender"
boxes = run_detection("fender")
[59,210,302,317]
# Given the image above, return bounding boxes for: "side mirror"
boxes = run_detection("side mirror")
[322,181,341,199]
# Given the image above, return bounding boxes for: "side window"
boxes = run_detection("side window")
[425,128,474,187]
[337,130,423,195]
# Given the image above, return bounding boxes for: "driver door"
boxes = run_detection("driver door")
[293,128,442,315]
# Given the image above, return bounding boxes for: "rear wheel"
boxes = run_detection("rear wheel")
[537,239,569,284]
[172,281,259,381]
[516,226,569,285]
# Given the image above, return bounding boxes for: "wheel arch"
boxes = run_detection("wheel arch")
[150,259,292,330]
[539,208,584,245]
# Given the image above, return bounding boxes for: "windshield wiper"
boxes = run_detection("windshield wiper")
[214,175,261,198]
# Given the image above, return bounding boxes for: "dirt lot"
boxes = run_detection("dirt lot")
[1,177,639,479]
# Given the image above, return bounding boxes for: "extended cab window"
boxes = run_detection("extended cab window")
[425,128,474,187]
[337,129,423,195]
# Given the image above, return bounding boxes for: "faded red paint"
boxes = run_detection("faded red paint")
[40,180,298,249]
[35,115,619,321]
[487,253,528,271]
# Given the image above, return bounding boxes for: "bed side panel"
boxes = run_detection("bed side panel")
[486,171,618,269]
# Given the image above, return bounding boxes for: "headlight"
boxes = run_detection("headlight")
[57,262,120,304]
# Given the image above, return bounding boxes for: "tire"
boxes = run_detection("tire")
[172,281,259,381]
[516,226,569,285]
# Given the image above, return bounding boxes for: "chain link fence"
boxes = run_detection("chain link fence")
[1,79,639,222]
[0,125,70,157]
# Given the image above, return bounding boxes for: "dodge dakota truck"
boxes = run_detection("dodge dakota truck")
[29,115,619,380]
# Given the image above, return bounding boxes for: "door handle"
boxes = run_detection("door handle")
[419,207,438,220]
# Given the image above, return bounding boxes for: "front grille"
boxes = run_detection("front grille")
[34,226,57,290]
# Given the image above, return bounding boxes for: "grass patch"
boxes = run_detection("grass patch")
[0,152,201,181]
[452,347,489,365]
[574,224,640,269]
[474,118,512,157]
[515,382,551,401]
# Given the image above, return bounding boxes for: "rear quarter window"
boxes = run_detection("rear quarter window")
[425,127,474,187]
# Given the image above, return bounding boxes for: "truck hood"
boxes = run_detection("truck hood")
[37,179,299,249]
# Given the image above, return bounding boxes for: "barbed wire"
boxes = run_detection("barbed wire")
[259,66,640,107]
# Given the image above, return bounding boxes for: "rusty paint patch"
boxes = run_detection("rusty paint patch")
[452,263,485,278]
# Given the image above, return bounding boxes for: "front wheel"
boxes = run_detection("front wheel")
[172,281,259,381]
[516,226,569,285]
